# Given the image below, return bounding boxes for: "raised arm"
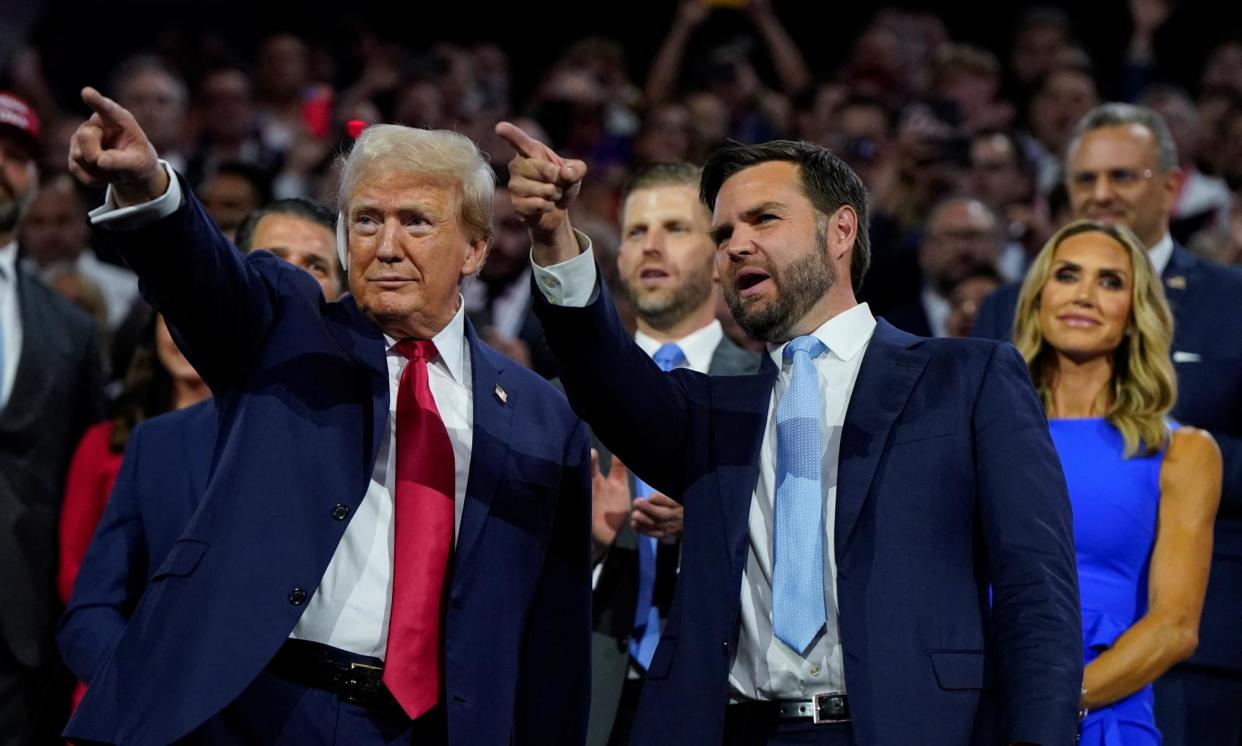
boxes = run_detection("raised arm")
[1080,426,1221,708]
[68,87,275,390]
[495,121,696,498]
[644,0,711,106]
[746,0,812,96]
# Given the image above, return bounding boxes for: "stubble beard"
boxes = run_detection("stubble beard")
[724,224,835,344]
[624,264,715,332]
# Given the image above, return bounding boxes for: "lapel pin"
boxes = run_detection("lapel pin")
[494,383,509,405]
[1166,275,1186,289]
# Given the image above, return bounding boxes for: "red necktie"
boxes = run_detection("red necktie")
[384,339,455,719]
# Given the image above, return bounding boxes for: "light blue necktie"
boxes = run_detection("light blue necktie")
[772,335,828,653]
[631,342,686,669]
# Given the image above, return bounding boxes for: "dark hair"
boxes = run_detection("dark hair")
[700,140,872,291]
[208,161,273,208]
[621,162,703,203]
[111,54,187,105]
[235,198,337,253]
[108,307,173,453]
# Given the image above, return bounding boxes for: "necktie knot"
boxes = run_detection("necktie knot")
[652,342,687,372]
[782,335,826,366]
[396,338,438,364]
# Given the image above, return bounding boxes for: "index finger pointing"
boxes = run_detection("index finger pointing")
[495,120,563,166]
[80,86,130,126]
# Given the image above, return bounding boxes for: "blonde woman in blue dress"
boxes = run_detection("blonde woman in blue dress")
[1013,219,1221,745]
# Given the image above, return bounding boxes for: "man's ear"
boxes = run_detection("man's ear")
[830,205,858,262]
[336,213,349,271]
[462,235,490,278]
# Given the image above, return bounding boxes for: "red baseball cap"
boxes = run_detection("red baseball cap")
[0,91,41,157]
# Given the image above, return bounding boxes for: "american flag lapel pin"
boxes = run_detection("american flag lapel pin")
[494,383,509,405]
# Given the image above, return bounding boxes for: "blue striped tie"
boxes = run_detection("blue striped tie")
[631,342,685,669]
[772,335,828,653]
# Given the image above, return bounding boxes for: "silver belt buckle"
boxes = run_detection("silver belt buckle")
[812,692,847,724]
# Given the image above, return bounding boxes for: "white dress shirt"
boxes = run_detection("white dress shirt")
[534,246,876,700]
[920,286,951,338]
[290,304,474,658]
[0,240,23,410]
[634,319,723,375]
[1148,232,1174,276]
[89,164,477,658]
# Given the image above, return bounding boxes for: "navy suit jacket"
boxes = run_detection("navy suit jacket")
[57,399,217,685]
[534,277,1082,746]
[973,244,1242,672]
[63,180,592,746]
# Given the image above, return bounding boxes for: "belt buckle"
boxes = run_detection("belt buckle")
[812,692,847,724]
[350,661,382,672]
[340,660,383,705]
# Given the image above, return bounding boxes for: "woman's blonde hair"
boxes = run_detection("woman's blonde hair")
[1013,219,1176,456]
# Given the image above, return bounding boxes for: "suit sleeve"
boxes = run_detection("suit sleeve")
[513,417,593,745]
[972,343,1083,744]
[91,173,276,391]
[56,423,151,684]
[532,273,694,498]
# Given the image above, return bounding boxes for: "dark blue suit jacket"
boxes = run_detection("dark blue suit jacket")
[973,245,1242,673]
[63,181,592,746]
[57,399,217,685]
[534,277,1082,746]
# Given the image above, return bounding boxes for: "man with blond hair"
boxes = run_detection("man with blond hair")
[62,87,591,746]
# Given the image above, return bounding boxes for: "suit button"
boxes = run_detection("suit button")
[289,587,307,605]
[331,504,349,521]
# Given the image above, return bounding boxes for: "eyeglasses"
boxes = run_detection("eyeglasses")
[1068,168,1154,191]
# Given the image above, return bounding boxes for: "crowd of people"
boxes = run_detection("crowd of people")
[1,0,1241,744]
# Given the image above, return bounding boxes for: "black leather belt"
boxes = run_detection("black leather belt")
[267,639,401,711]
[732,692,851,725]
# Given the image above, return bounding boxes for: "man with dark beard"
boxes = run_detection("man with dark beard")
[501,122,1082,746]
[0,91,105,743]
[587,163,758,746]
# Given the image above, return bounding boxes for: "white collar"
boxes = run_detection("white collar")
[766,303,877,367]
[0,240,16,282]
[383,295,469,385]
[635,319,723,374]
[1147,233,1174,276]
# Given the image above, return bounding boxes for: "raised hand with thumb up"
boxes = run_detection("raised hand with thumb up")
[68,87,167,207]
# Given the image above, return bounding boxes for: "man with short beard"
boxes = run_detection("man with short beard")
[501,121,1082,746]
[0,91,105,743]
[588,163,759,746]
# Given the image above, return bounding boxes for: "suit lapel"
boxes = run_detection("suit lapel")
[325,295,389,467]
[707,336,762,376]
[1160,245,1196,324]
[834,321,927,557]
[712,353,778,577]
[453,320,513,577]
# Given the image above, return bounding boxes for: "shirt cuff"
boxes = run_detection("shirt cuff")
[530,229,595,308]
[88,160,183,231]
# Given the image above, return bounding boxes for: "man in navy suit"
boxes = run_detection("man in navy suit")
[57,197,342,689]
[972,103,1242,746]
[62,87,591,746]
[498,121,1082,745]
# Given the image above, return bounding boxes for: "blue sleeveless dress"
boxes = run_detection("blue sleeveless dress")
[1049,418,1173,746]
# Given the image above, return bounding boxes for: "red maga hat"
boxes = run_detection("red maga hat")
[0,91,41,157]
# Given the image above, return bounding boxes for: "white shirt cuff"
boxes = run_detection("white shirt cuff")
[88,160,183,231]
[530,229,596,308]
